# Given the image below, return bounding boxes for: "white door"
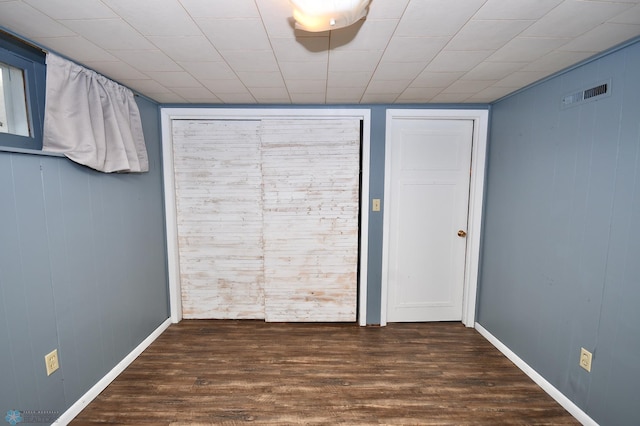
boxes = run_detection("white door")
[386,118,473,322]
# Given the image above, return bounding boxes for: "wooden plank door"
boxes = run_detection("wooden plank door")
[172,119,265,319]
[172,118,361,322]
[261,119,361,322]
[386,118,473,322]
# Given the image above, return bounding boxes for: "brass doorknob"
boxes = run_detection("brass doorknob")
[457,230,467,237]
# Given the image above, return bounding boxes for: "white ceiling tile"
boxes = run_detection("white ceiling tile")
[366,0,410,19]
[178,61,236,80]
[447,20,534,51]
[147,92,188,103]
[255,0,297,38]
[521,0,635,38]
[330,19,398,51]
[328,71,372,88]
[365,79,411,94]
[473,0,562,20]
[462,61,526,80]
[102,0,201,36]
[395,0,485,37]
[381,37,448,62]
[144,71,202,87]
[326,86,366,101]
[237,71,286,88]
[558,23,640,52]
[493,71,551,88]
[279,61,327,80]
[397,87,442,101]
[425,50,494,72]
[290,93,327,103]
[216,92,257,103]
[180,0,260,18]
[33,36,118,62]
[83,60,149,80]
[328,50,383,72]
[62,18,156,50]
[373,62,425,80]
[487,37,571,63]
[430,93,474,102]
[361,92,399,103]
[147,36,223,62]
[110,50,182,72]
[608,4,640,24]
[200,79,250,94]
[465,86,517,102]
[3,0,638,105]
[196,18,271,50]
[170,86,218,101]
[25,0,117,19]
[249,87,290,103]
[286,79,327,93]
[411,71,466,87]
[442,79,496,94]
[522,51,595,72]
[221,50,279,72]
[119,79,172,94]
[270,37,329,62]
[0,1,75,37]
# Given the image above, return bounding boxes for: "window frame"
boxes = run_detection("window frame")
[0,31,46,151]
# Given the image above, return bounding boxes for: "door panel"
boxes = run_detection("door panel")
[387,119,473,322]
[172,120,265,319]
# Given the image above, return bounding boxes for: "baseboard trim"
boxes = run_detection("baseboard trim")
[54,317,173,425]
[474,323,598,426]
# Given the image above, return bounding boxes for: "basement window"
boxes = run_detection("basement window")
[0,61,30,137]
[0,30,46,151]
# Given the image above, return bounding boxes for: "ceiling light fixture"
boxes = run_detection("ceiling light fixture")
[290,0,371,32]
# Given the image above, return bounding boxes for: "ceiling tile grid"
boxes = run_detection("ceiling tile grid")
[0,0,638,104]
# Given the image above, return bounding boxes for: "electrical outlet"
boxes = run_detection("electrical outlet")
[45,349,59,376]
[580,348,592,372]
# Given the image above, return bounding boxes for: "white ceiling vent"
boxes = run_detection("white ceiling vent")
[561,79,611,109]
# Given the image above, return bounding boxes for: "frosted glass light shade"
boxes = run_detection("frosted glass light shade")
[290,0,371,32]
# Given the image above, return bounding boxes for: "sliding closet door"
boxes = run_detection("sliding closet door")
[172,117,361,322]
[172,120,265,319]
[261,119,361,322]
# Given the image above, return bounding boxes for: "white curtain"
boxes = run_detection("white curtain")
[42,53,148,173]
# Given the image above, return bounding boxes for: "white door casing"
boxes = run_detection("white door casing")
[162,108,372,326]
[382,109,488,327]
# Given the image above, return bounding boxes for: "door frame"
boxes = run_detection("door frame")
[381,109,489,327]
[161,108,372,326]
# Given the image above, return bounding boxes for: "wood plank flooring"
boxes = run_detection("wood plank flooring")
[71,321,579,425]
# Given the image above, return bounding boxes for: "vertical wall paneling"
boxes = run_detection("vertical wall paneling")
[0,96,169,419]
[172,120,266,319]
[261,119,360,322]
[478,40,640,425]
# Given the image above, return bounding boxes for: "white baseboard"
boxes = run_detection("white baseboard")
[54,318,173,425]
[474,323,598,426]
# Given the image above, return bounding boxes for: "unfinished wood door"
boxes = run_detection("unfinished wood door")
[171,118,360,321]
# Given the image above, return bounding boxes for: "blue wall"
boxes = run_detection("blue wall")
[0,96,169,420]
[478,39,640,425]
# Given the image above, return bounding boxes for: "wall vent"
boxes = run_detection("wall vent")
[561,79,611,109]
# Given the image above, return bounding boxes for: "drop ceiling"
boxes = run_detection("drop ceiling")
[1,0,639,104]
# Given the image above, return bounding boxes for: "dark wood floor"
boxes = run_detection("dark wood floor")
[71,321,578,425]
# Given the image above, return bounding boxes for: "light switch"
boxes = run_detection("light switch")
[372,199,381,212]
